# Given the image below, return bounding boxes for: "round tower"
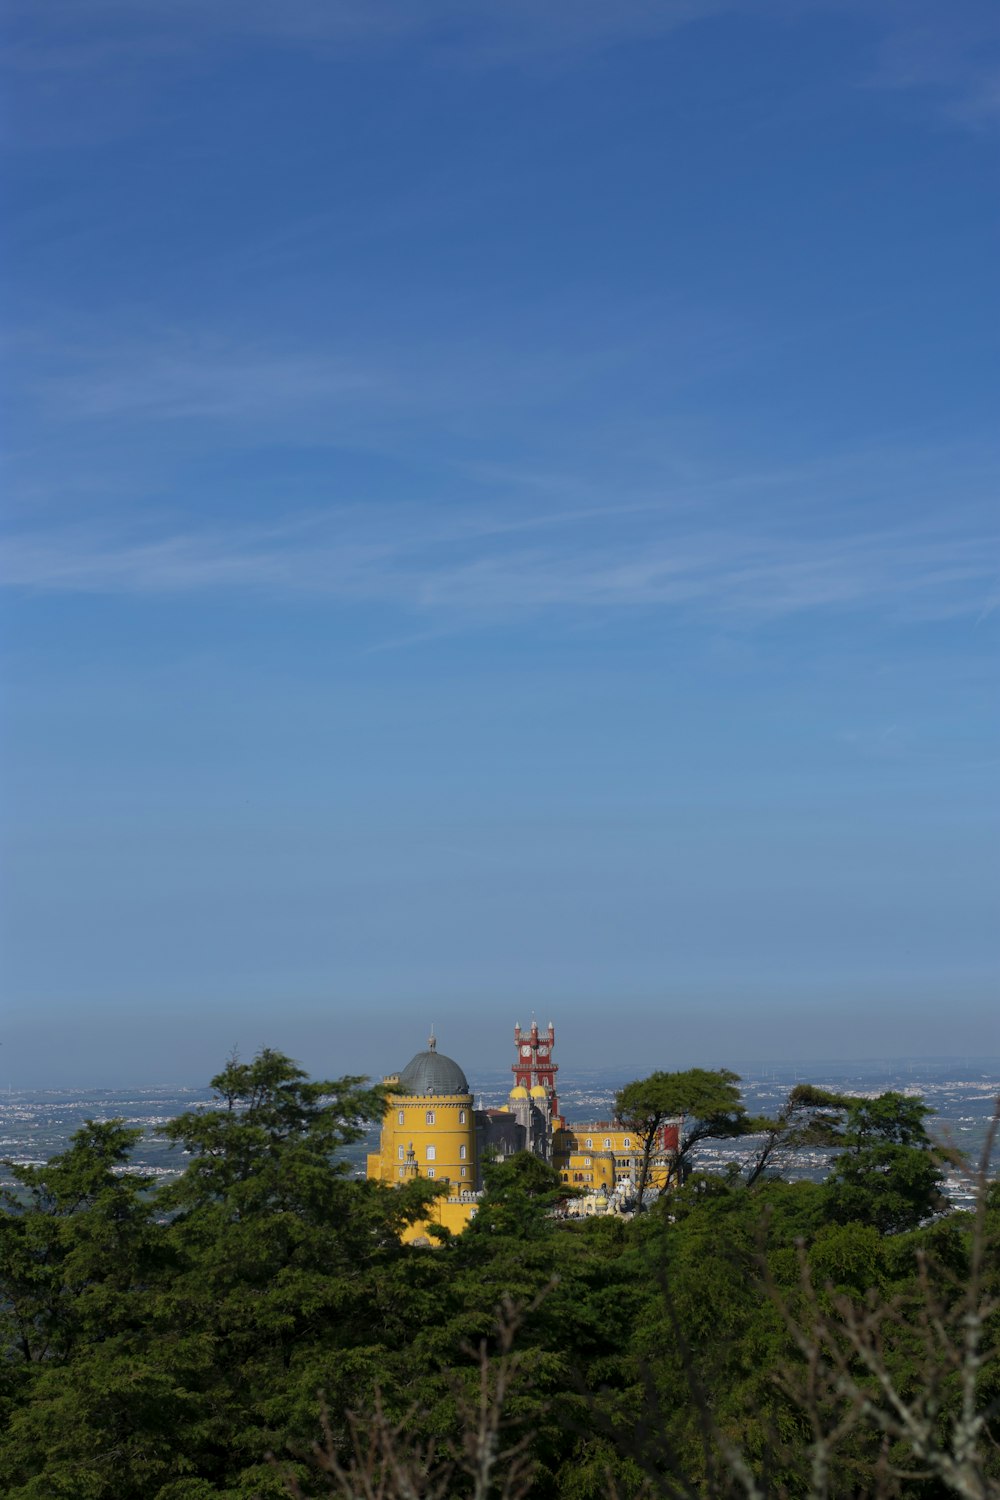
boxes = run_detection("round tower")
[369,1033,477,1195]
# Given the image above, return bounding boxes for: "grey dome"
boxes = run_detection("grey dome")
[397,1035,468,1096]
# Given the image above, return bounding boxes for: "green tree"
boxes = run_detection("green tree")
[151,1049,439,1497]
[824,1091,947,1234]
[464,1151,569,1241]
[0,1050,440,1499]
[0,1120,181,1498]
[0,1118,159,1366]
[741,1083,848,1188]
[401,1160,635,1500]
[159,1045,387,1212]
[615,1068,750,1205]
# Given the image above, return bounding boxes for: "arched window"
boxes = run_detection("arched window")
[459,1110,466,1124]
[425,1110,435,1125]
[427,1167,435,1178]
[623,1137,631,1148]
[460,1166,467,1178]
[397,1146,404,1159]
[397,1111,405,1125]
[585,1138,593,1148]
[426,1145,436,1161]
[398,1167,404,1178]
[604,1139,612,1149]
[459,1144,467,1160]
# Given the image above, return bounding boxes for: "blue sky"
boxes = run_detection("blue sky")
[2,0,998,1086]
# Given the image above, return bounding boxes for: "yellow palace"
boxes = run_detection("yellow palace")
[367,1023,678,1240]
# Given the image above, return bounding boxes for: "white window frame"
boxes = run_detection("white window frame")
[426,1145,436,1161]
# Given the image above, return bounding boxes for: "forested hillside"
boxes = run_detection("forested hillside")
[1,1050,997,1499]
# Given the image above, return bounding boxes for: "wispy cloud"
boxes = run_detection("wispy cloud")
[17,317,724,448]
[8,0,998,159]
[10,1,997,113]
[866,4,1000,128]
[33,345,377,424]
[2,503,995,628]
[1,0,728,149]
[3,0,724,70]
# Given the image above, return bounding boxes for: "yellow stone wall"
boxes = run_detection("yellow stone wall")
[558,1148,616,1192]
[401,1194,478,1243]
[553,1124,672,1189]
[373,1088,477,1189]
[367,1079,479,1239]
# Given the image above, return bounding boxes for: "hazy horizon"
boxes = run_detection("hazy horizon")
[5,1003,999,1092]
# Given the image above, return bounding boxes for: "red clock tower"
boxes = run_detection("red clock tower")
[512,1019,559,1114]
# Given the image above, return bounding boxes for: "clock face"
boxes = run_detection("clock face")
[520,1044,531,1057]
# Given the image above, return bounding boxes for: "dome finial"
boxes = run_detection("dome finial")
[428,1026,436,1052]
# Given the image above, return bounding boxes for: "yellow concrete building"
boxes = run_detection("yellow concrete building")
[366,1034,480,1241]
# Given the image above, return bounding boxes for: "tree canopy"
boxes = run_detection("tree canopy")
[0,1051,995,1500]
[616,1067,752,1201]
